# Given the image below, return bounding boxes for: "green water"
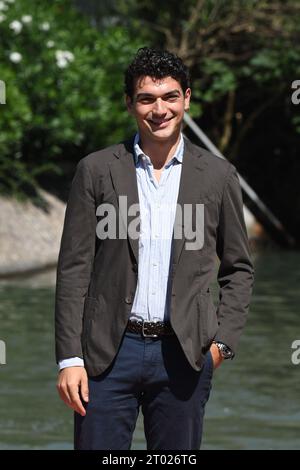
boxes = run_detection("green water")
[0,250,299,450]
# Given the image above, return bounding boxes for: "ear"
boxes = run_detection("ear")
[184,88,191,112]
[125,95,133,114]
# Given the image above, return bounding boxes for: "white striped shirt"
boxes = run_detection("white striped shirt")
[130,132,184,323]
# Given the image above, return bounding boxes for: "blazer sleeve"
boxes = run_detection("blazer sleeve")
[55,159,96,363]
[215,165,254,354]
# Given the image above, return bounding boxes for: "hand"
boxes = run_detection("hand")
[209,343,224,370]
[57,366,89,416]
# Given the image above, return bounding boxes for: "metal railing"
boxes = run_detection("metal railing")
[184,113,295,247]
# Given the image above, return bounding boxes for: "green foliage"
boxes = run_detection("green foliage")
[0,0,141,198]
[70,0,300,244]
[197,59,236,105]
[94,1,300,118]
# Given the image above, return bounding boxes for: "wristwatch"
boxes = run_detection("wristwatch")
[213,341,234,360]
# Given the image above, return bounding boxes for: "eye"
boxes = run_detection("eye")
[166,95,179,102]
[139,97,155,104]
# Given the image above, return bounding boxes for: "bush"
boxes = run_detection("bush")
[0,0,141,199]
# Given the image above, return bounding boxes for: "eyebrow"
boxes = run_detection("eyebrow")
[136,89,181,99]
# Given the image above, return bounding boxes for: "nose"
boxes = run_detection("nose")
[152,98,167,115]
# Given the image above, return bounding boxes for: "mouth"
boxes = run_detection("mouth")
[147,117,173,128]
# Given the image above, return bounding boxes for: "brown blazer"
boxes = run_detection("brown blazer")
[55,137,254,376]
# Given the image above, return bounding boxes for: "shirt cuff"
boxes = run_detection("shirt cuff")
[58,357,84,370]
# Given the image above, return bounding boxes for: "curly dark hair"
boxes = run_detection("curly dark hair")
[124,47,190,99]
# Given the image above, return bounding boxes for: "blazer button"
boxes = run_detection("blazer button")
[125,296,132,304]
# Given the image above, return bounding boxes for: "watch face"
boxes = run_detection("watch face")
[222,347,233,359]
[216,342,233,359]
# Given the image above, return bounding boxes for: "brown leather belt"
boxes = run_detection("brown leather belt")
[126,320,175,337]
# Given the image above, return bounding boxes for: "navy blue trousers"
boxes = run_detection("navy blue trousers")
[74,331,213,450]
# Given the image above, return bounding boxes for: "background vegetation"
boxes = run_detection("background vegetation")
[1,0,300,243]
[0,0,140,200]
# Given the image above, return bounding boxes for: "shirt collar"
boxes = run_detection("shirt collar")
[133,132,184,166]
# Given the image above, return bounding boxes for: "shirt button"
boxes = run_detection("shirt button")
[125,296,132,304]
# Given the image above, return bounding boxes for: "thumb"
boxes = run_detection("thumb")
[80,373,89,402]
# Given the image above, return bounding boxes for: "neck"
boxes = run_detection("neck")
[138,132,181,169]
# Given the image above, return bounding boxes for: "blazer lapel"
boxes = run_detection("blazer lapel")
[172,138,208,270]
[109,138,140,264]
[108,136,209,270]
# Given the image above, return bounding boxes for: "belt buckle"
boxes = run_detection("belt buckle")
[142,320,158,338]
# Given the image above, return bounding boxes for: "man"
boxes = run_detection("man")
[55,47,254,450]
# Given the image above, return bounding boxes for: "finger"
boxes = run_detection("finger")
[80,375,89,403]
[68,385,86,416]
[57,380,72,405]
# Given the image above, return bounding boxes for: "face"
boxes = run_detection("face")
[126,75,191,143]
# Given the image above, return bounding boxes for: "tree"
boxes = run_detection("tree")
[74,0,300,244]
[0,0,141,200]
[78,0,300,155]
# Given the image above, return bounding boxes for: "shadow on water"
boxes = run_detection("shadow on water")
[0,250,299,449]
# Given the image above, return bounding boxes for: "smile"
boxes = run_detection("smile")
[147,117,173,127]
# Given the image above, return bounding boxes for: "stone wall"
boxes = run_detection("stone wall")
[0,190,65,277]
[0,190,260,278]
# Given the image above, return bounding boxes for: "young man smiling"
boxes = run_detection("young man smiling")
[126,74,190,183]
[55,47,254,450]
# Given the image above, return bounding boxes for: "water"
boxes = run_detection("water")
[0,250,299,450]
